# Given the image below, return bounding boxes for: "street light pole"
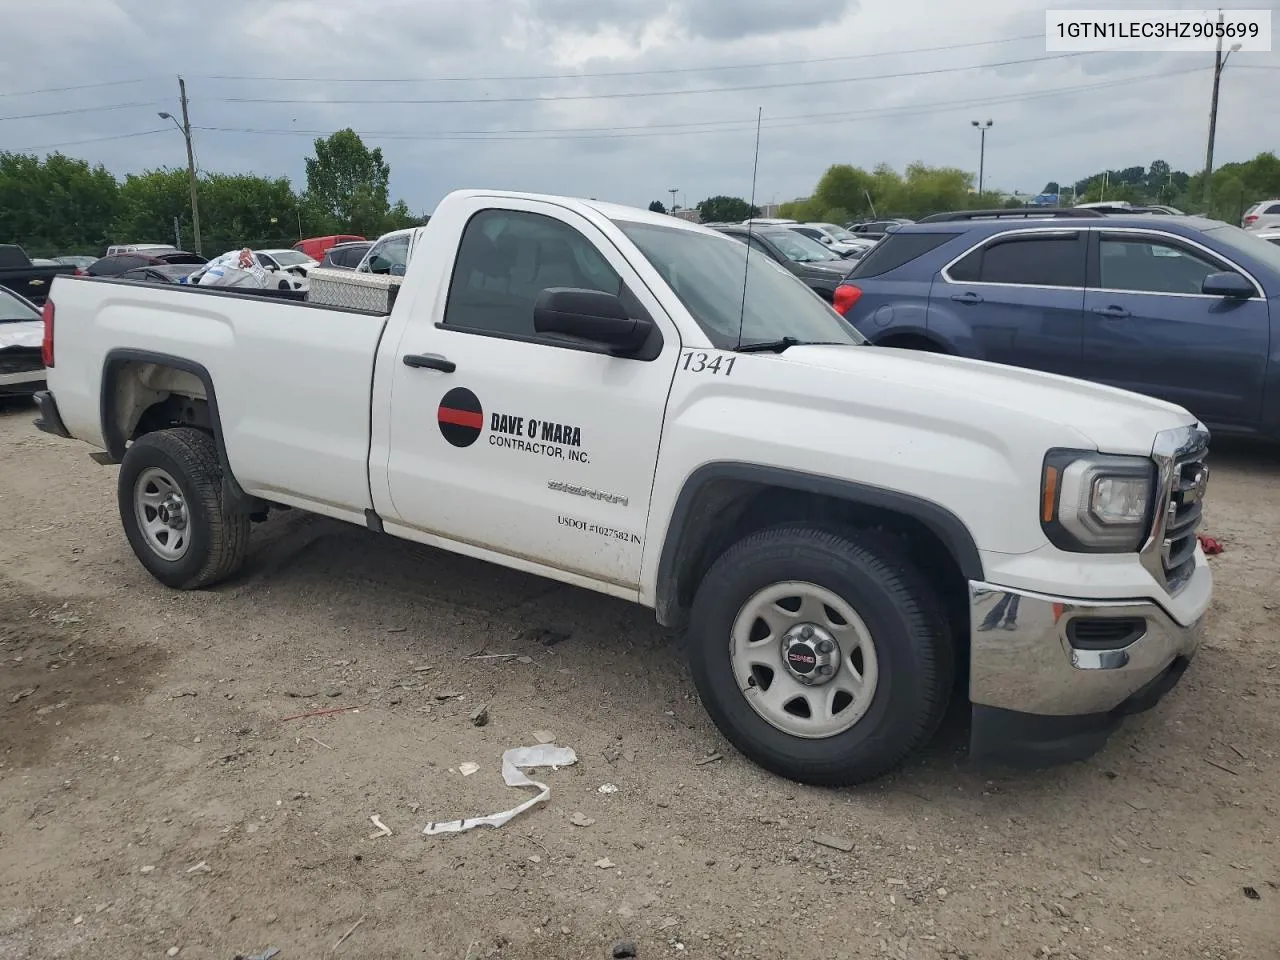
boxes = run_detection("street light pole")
[1203,19,1243,211]
[158,76,202,256]
[971,119,993,197]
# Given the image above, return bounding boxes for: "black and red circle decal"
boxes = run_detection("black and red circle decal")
[437,387,483,448]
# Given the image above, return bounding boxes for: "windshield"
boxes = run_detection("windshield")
[1203,224,1280,275]
[267,250,313,266]
[815,223,856,242]
[763,230,841,262]
[0,286,39,323]
[614,220,865,349]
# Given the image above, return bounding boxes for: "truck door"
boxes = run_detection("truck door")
[376,198,681,592]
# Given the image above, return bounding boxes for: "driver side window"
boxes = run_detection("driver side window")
[442,208,625,338]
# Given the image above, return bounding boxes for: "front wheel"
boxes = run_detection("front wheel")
[687,525,953,786]
[117,428,250,589]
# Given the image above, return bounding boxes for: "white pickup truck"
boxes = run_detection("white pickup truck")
[33,190,1212,785]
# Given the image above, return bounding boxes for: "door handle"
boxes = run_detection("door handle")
[402,353,456,373]
[950,291,983,304]
[1090,306,1131,318]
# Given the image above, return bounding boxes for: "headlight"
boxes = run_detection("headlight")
[1041,450,1156,552]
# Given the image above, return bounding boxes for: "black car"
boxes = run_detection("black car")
[87,251,207,277]
[847,218,914,240]
[0,244,76,306]
[712,225,853,301]
[118,264,204,284]
[320,241,373,270]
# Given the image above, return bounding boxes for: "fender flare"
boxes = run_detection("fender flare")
[654,461,984,624]
[100,348,251,507]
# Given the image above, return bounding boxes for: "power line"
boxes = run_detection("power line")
[0,77,166,98]
[215,52,1091,106]
[10,128,170,151]
[0,100,162,122]
[192,66,1203,144]
[204,32,1045,84]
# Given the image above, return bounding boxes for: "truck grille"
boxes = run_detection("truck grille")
[1141,425,1209,595]
[0,351,43,376]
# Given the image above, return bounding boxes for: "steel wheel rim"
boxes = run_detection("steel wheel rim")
[133,466,190,561]
[730,580,879,739]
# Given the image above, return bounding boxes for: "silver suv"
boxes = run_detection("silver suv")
[1242,199,1280,231]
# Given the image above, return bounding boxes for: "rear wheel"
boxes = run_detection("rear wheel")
[117,428,250,589]
[687,525,952,786]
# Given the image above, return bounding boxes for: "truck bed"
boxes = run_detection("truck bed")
[47,275,391,521]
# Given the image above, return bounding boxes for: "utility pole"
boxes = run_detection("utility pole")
[159,79,202,256]
[668,187,679,212]
[971,120,993,197]
[179,79,202,256]
[1203,11,1243,211]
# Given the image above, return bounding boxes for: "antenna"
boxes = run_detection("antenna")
[735,106,763,351]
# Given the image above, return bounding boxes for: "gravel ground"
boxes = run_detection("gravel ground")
[0,399,1276,960]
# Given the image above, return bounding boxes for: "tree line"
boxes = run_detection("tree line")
[0,129,426,257]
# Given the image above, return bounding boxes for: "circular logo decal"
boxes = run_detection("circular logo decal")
[437,387,484,448]
[785,644,817,674]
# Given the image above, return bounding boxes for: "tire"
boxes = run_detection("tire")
[686,524,953,786]
[117,427,250,589]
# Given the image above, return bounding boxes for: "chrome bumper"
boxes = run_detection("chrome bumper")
[968,581,1203,717]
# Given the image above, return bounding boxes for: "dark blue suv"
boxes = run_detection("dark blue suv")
[837,209,1280,439]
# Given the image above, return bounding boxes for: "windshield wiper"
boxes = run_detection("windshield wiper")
[736,337,849,354]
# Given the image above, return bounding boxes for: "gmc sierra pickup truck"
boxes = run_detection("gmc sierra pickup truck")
[33,190,1212,785]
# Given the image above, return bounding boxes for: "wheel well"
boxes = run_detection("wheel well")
[656,479,973,679]
[877,333,948,353]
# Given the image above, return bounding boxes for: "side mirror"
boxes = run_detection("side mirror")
[534,287,653,355]
[819,236,833,244]
[1201,271,1252,298]
[389,262,407,277]
[368,255,391,274]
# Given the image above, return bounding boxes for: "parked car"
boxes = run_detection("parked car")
[105,243,177,257]
[118,264,205,284]
[293,235,365,262]
[87,251,208,277]
[0,244,76,305]
[847,218,914,240]
[1242,199,1280,231]
[35,189,1211,784]
[355,229,416,275]
[319,240,373,270]
[54,255,98,272]
[0,285,45,397]
[1257,230,1280,247]
[837,207,1280,439]
[257,248,318,271]
[712,225,854,301]
[787,223,875,258]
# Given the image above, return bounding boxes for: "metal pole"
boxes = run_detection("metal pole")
[178,78,202,256]
[173,216,180,249]
[978,127,986,197]
[1204,34,1223,209]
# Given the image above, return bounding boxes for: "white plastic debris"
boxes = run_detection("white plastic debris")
[598,783,619,795]
[423,743,577,836]
[458,762,480,777]
[368,815,392,839]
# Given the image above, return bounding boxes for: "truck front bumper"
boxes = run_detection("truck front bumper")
[967,580,1204,767]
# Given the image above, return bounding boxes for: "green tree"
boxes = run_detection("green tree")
[648,200,667,213]
[304,129,392,236]
[695,195,760,222]
[0,151,121,255]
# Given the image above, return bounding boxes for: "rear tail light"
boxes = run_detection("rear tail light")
[1244,214,1258,226]
[41,299,54,368]
[832,284,862,316]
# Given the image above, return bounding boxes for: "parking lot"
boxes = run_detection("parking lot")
[0,401,1276,960]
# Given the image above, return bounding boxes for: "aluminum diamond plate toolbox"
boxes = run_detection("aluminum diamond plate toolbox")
[307,267,401,312]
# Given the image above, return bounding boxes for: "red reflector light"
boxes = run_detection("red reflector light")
[41,299,55,368]
[832,284,862,316]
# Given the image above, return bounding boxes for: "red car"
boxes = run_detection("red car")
[293,235,365,262]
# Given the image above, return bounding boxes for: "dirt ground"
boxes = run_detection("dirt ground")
[0,401,1276,960]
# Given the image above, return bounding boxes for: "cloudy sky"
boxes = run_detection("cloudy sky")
[2,0,1276,215]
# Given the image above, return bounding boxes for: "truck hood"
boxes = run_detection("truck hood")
[779,344,1195,455]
